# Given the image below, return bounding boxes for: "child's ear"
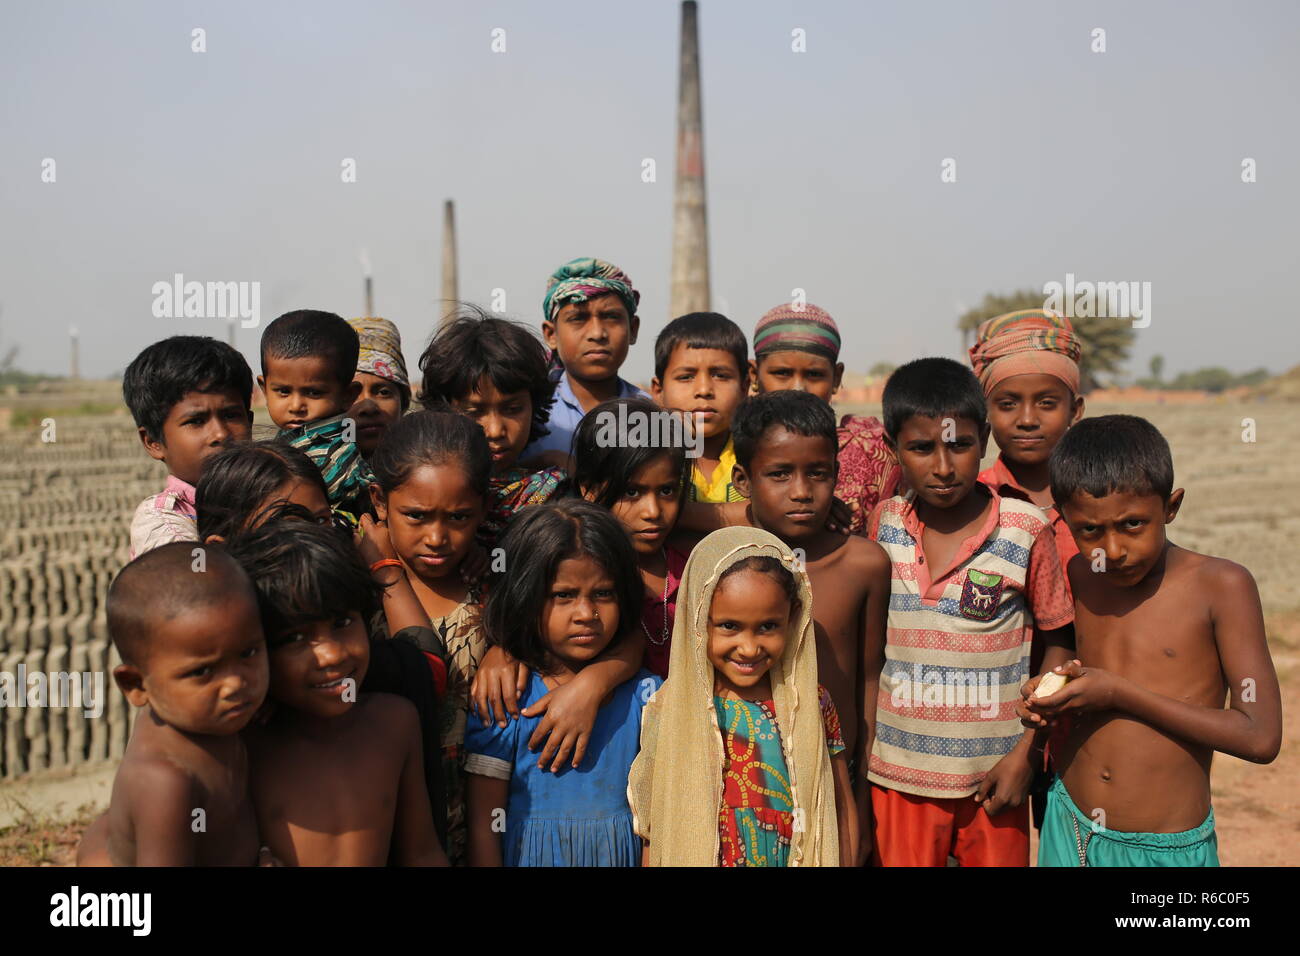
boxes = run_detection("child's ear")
[747,359,759,390]
[369,483,388,520]
[138,426,167,464]
[832,362,845,394]
[732,463,751,499]
[345,379,363,406]
[1164,488,1185,524]
[541,320,558,351]
[113,664,148,708]
[256,374,266,393]
[628,314,640,346]
[1070,392,1086,425]
[977,422,992,456]
[650,377,664,404]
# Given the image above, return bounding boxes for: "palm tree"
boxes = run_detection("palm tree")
[957,289,1134,392]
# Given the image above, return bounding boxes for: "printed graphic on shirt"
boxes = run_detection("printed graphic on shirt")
[959,569,1004,621]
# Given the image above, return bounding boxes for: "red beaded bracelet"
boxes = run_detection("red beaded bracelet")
[369,558,404,574]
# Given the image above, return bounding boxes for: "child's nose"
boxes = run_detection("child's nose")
[481,414,506,439]
[315,639,347,668]
[790,475,813,500]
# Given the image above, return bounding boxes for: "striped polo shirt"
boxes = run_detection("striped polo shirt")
[867,488,1073,799]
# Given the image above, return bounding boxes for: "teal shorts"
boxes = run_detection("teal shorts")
[1038,776,1219,867]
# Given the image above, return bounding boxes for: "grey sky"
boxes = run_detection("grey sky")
[2,0,1297,383]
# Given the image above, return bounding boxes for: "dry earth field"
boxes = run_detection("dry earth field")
[0,394,1295,865]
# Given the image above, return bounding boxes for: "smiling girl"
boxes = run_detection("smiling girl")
[628,526,856,866]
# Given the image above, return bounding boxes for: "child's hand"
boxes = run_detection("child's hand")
[1024,659,1123,718]
[523,678,601,772]
[1017,670,1059,728]
[855,793,874,866]
[470,646,528,727]
[973,746,1035,816]
[356,513,399,565]
[826,496,854,536]
[460,542,489,588]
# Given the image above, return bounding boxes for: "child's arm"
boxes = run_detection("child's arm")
[830,752,858,868]
[471,645,530,727]
[465,773,508,867]
[523,633,647,772]
[389,698,449,866]
[677,500,748,534]
[356,515,433,636]
[127,761,199,866]
[853,548,890,865]
[1018,625,1077,728]
[1029,564,1282,762]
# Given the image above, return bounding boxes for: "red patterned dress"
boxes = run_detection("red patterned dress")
[715,685,844,867]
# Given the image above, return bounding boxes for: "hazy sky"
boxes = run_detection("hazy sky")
[2,0,1297,383]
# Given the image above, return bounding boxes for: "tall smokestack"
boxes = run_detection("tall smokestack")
[69,326,79,380]
[360,249,373,318]
[670,0,710,317]
[441,199,458,323]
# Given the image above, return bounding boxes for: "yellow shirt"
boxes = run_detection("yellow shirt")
[688,436,746,502]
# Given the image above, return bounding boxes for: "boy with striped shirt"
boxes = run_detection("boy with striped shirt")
[864,358,1074,866]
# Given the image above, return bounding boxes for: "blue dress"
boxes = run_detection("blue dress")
[464,668,661,867]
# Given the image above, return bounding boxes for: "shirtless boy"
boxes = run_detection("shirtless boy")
[1023,415,1281,866]
[79,543,269,866]
[226,519,448,866]
[730,389,890,857]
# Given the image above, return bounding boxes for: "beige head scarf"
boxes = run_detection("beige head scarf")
[627,526,839,867]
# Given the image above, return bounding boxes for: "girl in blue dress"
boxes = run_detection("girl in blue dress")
[464,499,660,866]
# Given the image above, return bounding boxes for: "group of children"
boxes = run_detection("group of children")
[80,256,1281,867]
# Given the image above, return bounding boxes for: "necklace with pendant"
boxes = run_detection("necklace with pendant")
[641,551,671,646]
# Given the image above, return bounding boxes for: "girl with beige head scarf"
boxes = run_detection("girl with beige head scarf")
[628,526,854,866]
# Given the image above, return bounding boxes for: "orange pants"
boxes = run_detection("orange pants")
[871,784,1029,867]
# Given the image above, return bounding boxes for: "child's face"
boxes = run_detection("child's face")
[117,592,268,735]
[452,376,532,472]
[349,372,405,458]
[595,454,684,558]
[1059,487,1184,588]
[266,611,371,719]
[733,427,837,543]
[259,355,360,430]
[543,294,639,386]
[753,351,843,404]
[541,554,619,671]
[142,388,253,487]
[987,373,1083,471]
[652,345,747,441]
[707,569,792,698]
[373,464,484,583]
[893,414,989,511]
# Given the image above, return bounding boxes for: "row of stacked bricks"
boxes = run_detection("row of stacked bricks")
[0,417,164,779]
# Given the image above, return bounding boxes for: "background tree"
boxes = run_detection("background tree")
[867,361,896,379]
[957,288,1135,392]
[1149,354,1164,384]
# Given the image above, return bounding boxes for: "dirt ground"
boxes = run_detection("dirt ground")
[1,399,1295,866]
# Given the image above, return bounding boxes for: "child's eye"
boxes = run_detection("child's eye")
[595,589,616,599]
[1124,519,1145,530]
[552,590,575,600]
[623,488,641,500]
[241,645,261,659]
[333,615,353,630]
[186,666,212,679]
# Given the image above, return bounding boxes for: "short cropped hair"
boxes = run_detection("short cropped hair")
[483,499,642,674]
[570,397,689,508]
[259,310,360,388]
[731,389,838,471]
[196,440,328,542]
[107,542,255,666]
[223,509,380,638]
[1050,414,1174,504]
[122,336,254,443]
[369,408,491,497]
[653,312,749,381]
[882,357,987,440]
[417,305,555,447]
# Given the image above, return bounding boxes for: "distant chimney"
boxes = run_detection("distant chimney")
[441,199,458,324]
[69,326,80,380]
[670,0,711,317]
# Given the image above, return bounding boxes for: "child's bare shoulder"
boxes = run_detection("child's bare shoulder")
[117,751,197,805]
[842,533,889,571]
[355,691,419,736]
[1169,547,1260,604]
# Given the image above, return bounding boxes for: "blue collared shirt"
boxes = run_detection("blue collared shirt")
[524,372,650,458]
